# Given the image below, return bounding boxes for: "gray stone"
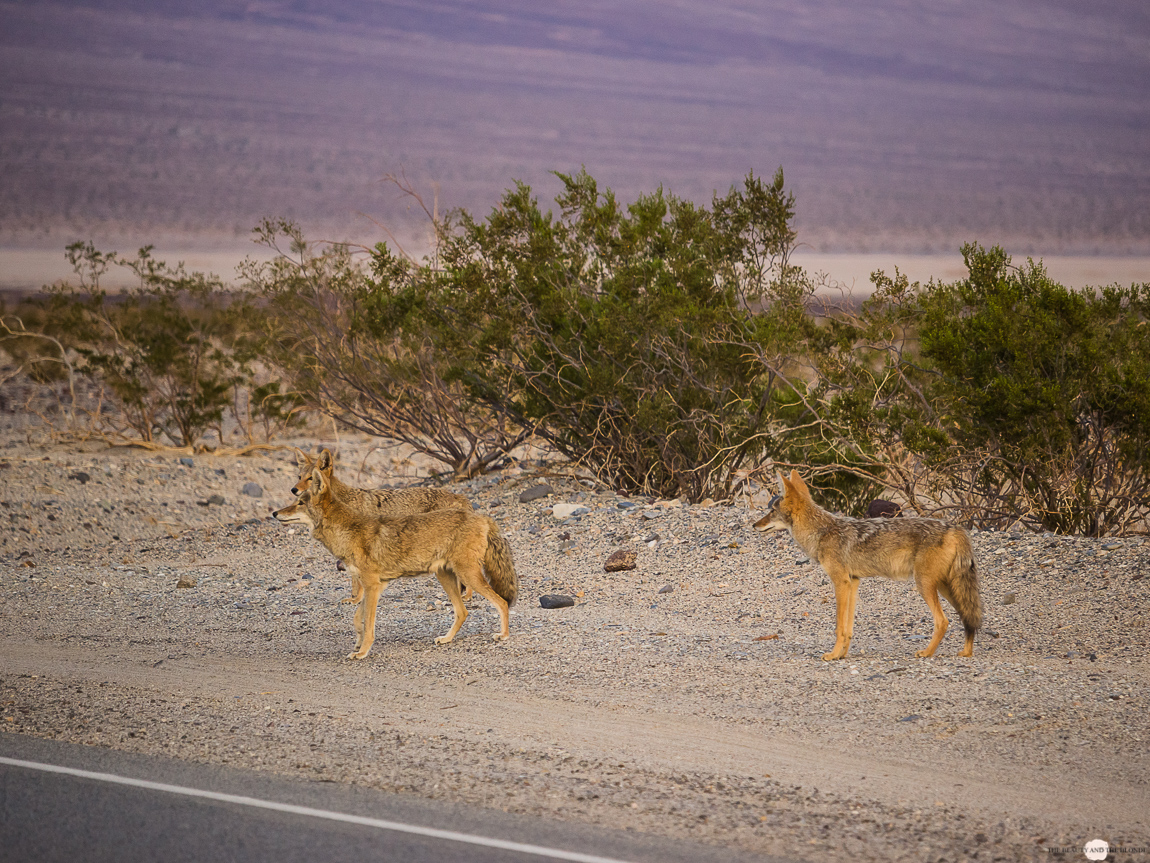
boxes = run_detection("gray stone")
[552,503,589,520]
[518,483,554,503]
[539,594,576,609]
[241,482,263,498]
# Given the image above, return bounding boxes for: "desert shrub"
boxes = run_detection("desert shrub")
[243,219,531,480]
[912,243,1150,535]
[416,168,835,501]
[34,242,285,448]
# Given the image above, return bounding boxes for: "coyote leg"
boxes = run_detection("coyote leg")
[939,583,974,657]
[341,564,363,605]
[823,567,854,660]
[434,569,469,644]
[915,578,949,658]
[459,565,511,641]
[348,578,390,660]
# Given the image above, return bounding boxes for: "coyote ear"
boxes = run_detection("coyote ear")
[294,447,312,468]
[311,468,329,495]
[317,448,333,471]
[788,469,807,492]
[776,471,788,495]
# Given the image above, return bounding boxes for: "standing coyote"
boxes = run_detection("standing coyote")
[274,460,518,660]
[291,448,472,603]
[753,470,982,660]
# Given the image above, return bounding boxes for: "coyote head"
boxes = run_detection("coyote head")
[276,457,332,529]
[752,469,810,533]
[272,494,316,529]
[291,447,335,497]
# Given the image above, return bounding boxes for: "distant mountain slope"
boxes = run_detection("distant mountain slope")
[2,0,1148,253]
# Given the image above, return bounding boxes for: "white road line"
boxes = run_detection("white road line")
[0,756,637,863]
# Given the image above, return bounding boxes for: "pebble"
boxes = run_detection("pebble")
[539,594,576,609]
[518,484,553,503]
[552,503,589,520]
[604,550,638,572]
[241,482,263,498]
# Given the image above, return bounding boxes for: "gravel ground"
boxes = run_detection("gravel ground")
[1,420,1148,862]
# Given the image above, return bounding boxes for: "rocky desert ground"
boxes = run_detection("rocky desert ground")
[1,397,1147,861]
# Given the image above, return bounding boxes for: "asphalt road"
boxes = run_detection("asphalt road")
[0,735,779,863]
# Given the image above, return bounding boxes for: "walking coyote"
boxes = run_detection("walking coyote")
[754,470,982,660]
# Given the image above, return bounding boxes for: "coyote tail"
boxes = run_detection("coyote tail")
[484,522,519,607]
[948,538,983,637]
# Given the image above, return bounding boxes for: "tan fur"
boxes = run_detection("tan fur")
[274,462,517,660]
[293,447,472,603]
[753,470,982,661]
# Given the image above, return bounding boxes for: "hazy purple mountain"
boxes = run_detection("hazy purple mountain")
[2,0,1148,254]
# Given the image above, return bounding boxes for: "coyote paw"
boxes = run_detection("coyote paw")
[346,650,370,660]
[434,634,455,645]
[492,632,509,642]
[822,651,845,661]
[914,648,936,658]
[339,596,358,604]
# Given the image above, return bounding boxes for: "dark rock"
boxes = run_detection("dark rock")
[241,482,263,498]
[866,499,902,518]
[1002,593,1017,605]
[518,483,554,503]
[179,457,194,467]
[539,594,576,609]
[604,549,638,572]
[176,577,197,589]
[657,584,673,594]
[69,471,91,484]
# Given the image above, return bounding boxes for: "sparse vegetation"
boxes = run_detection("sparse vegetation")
[4,176,1148,533]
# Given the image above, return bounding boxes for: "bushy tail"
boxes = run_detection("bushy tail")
[483,520,518,607]
[948,534,983,637]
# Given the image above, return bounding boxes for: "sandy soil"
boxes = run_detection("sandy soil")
[1,421,1147,862]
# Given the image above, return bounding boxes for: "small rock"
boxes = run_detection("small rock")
[657,584,673,594]
[69,471,91,484]
[1002,593,1017,605]
[616,500,638,509]
[179,457,194,467]
[641,510,661,520]
[604,550,638,572]
[518,483,553,503]
[866,499,902,518]
[539,594,576,609]
[552,503,589,520]
[241,482,263,498]
[897,714,922,722]
[1102,542,1122,550]
[214,468,227,477]
[176,577,197,589]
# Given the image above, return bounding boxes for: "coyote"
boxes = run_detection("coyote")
[292,448,471,603]
[753,470,982,660]
[274,461,518,660]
